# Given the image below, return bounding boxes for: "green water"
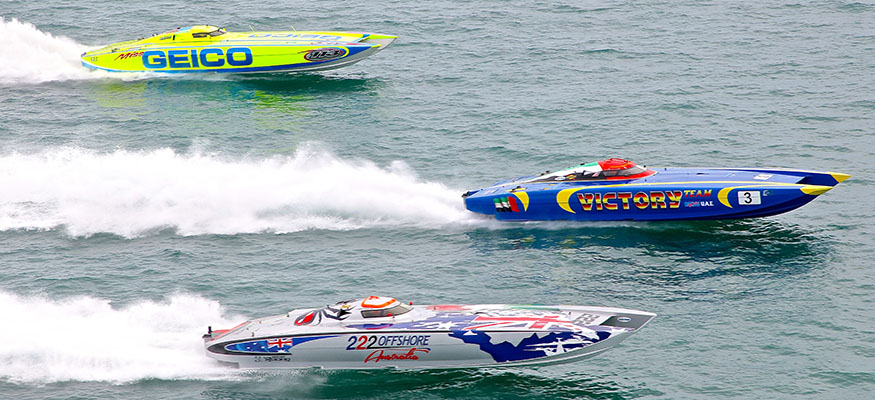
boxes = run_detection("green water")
[1,1,873,399]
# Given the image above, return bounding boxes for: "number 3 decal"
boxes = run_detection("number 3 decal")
[737,191,761,205]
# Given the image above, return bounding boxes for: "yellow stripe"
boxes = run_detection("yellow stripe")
[512,192,530,211]
[717,187,741,208]
[557,188,579,213]
[800,185,833,195]
[829,172,850,183]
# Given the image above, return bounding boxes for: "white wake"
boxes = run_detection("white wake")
[0,290,243,383]
[0,17,141,84]
[0,145,475,237]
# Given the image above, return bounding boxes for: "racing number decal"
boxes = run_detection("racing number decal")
[346,334,431,350]
[346,336,356,350]
[346,335,376,350]
[737,191,761,205]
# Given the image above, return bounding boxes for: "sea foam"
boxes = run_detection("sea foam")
[0,290,242,383]
[0,145,474,237]
[0,17,141,84]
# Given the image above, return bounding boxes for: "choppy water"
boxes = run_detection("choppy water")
[1,1,874,399]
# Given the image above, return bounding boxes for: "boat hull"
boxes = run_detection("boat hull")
[81,30,396,73]
[203,304,654,369]
[206,329,634,369]
[463,167,849,221]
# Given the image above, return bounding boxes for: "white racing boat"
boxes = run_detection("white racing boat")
[203,296,655,369]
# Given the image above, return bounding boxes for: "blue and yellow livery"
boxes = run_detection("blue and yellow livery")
[81,25,396,73]
[462,158,849,221]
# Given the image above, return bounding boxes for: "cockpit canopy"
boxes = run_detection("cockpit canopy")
[360,297,414,318]
[184,25,227,38]
[155,25,227,39]
[530,158,655,182]
[316,296,413,322]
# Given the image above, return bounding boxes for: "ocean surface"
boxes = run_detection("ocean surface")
[1,1,873,399]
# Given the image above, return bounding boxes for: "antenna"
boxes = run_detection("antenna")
[290,24,297,33]
[248,24,254,32]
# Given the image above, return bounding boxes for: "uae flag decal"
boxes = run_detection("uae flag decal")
[493,196,521,212]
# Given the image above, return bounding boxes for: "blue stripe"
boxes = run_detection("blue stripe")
[81,46,372,73]
[83,43,374,57]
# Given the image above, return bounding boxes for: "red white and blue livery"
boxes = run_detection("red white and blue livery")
[462,158,850,221]
[203,296,654,369]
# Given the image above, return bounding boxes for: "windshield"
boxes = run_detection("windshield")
[530,163,652,182]
[361,303,412,318]
[192,28,226,38]
[603,165,649,177]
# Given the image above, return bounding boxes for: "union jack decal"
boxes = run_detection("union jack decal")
[267,337,294,349]
[465,314,580,331]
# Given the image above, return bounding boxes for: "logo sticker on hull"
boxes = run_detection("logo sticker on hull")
[114,51,144,60]
[575,190,683,211]
[494,196,520,212]
[142,47,253,69]
[683,189,712,198]
[346,334,431,350]
[254,355,291,363]
[464,314,580,331]
[346,334,432,364]
[737,191,761,205]
[303,47,347,61]
[493,192,529,213]
[364,348,429,363]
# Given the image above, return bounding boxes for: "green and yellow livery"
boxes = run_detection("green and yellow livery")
[81,25,396,73]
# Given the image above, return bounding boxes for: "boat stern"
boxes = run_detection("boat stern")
[202,325,234,344]
[202,320,251,363]
[462,186,534,219]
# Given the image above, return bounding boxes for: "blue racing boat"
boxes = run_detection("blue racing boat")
[462,158,849,221]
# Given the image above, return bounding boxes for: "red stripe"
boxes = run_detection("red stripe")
[211,321,247,340]
[508,196,520,212]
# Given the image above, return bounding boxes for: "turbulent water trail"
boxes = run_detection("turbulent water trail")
[0,17,142,84]
[0,290,244,383]
[0,145,475,237]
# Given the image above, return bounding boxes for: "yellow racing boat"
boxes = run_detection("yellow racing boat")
[81,25,396,73]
